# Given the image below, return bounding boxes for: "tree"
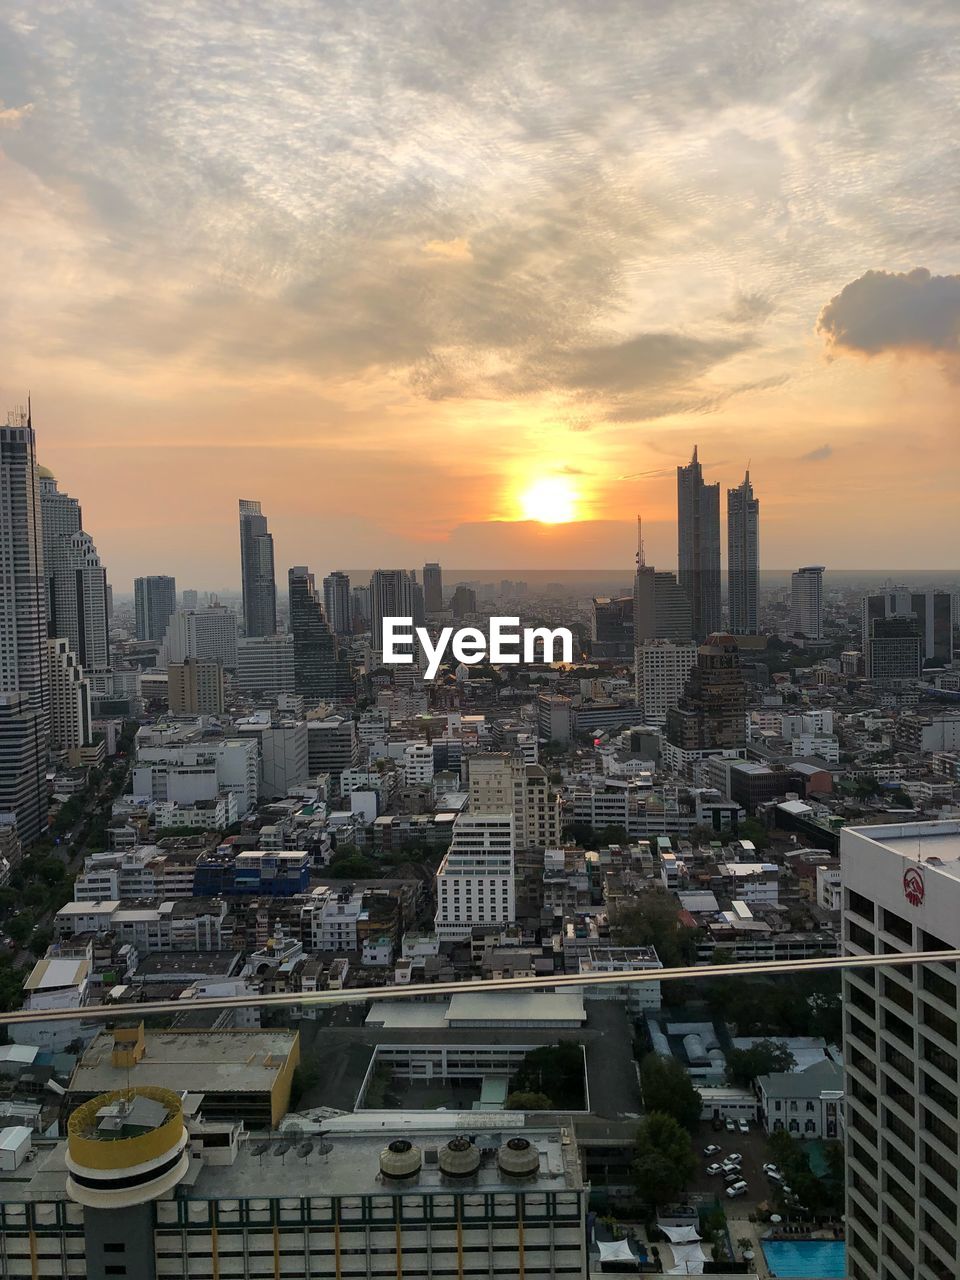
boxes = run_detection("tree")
[510,1043,585,1109]
[633,1112,696,1208]
[725,1040,796,1087]
[640,1054,702,1131]
[506,1091,553,1110]
[611,890,698,967]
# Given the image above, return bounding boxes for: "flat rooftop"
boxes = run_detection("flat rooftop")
[365,992,586,1029]
[0,1121,582,1204]
[848,819,960,876]
[69,1029,298,1097]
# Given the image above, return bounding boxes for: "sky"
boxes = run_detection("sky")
[1,0,959,590]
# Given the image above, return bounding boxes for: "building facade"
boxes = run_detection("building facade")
[134,576,177,644]
[677,445,721,639]
[790,566,824,640]
[435,812,516,940]
[238,498,277,638]
[726,469,759,635]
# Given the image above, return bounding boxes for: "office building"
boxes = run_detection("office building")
[591,594,634,658]
[0,411,49,720]
[435,811,516,940]
[351,584,371,631]
[238,498,277,637]
[677,445,721,639]
[235,633,295,694]
[0,692,46,844]
[727,469,759,634]
[7,1092,585,1280]
[167,658,225,715]
[451,583,477,619]
[861,589,953,668]
[181,588,198,610]
[841,819,960,1280]
[132,736,259,814]
[664,635,747,770]
[635,638,698,725]
[38,467,110,670]
[306,715,360,784]
[134,575,177,643]
[159,603,238,669]
[423,561,443,612]
[634,564,694,645]
[47,638,92,754]
[369,569,415,661]
[322,570,352,635]
[790,566,825,640]
[865,615,923,683]
[467,752,561,850]
[289,567,354,701]
[235,713,309,799]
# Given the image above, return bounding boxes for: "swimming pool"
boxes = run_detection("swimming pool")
[762,1239,846,1278]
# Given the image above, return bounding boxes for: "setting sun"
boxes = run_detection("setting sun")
[518,476,579,523]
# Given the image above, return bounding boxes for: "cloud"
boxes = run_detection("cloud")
[817,268,960,357]
[800,443,833,462]
[422,237,473,262]
[0,101,32,128]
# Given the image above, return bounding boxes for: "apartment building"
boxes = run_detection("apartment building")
[435,812,516,941]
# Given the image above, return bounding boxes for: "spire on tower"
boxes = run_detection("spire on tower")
[636,515,645,568]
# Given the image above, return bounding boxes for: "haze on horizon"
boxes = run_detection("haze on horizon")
[1,0,958,590]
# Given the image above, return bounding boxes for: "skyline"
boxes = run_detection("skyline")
[2,0,959,583]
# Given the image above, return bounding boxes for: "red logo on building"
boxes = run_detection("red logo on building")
[903,865,925,907]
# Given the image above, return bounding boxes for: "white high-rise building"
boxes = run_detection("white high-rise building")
[369,569,414,662]
[435,811,516,940]
[159,604,238,669]
[790,565,825,640]
[38,467,110,672]
[47,638,92,754]
[841,819,960,1280]
[635,639,698,725]
[236,633,295,693]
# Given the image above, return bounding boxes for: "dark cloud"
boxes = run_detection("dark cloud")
[800,443,833,461]
[818,268,960,356]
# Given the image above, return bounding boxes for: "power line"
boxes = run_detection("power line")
[5,947,957,1027]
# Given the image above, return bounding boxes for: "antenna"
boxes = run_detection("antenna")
[636,515,645,569]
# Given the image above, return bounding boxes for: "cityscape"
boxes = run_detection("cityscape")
[2,1,960,1279]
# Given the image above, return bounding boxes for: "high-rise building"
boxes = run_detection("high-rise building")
[790,566,825,640]
[467,752,562,850]
[0,410,49,720]
[369,569,415,661]
[235,634,295,694]
[423,561,443,612]
[159,604,238,669]
[134,575,177,643]
[289,567,354,701]
[167,658,225,715]
[435,811,516,940]
[322,570,352,635]
[841,819,960,1280]
[0,692,46,844]
[866,616,923,683]
[181,589,198,610]
[634,520,694,645]
[591,595,634,659]
[47,637,92,754]
[635,639,699,725]
[351,584,371,631]
[727,469,759,635]
[38,466,111,671]
[677,445,721,639]
[861,589,953,668]
[238,498,277,637]
[664,635,747,772]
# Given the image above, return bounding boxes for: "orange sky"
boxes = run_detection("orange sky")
[1,2,958,589]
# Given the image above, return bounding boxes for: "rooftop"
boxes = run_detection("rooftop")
[847,819,960,874]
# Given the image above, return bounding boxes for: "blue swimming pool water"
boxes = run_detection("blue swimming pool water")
[761,1240,846,1278]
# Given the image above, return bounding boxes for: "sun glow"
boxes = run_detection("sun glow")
[518,476,579,523]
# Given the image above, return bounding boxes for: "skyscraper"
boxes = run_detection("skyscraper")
[239,498,277,637]
[634,522,693,644]
[861,588,953,668]
[664,635,747,772]
[727,469,759,635]
[865,616,923,683]
[159,604,238,669]
[38,466,111,672]
[423,562,443,613]
[289,567,354,700]
[790,566,825,640]
[677,445,721,639]
[134,575,177,643]
[369,569,415,662]
[322,571,352,635]
[47,637,92,755]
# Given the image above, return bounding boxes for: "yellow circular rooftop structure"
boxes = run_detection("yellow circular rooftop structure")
[36,464,55,479]
[66,1087,188,1209]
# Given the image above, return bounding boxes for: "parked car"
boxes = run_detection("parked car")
[725,1152,742,1165]
[721,1159,741,1174]
[767,1170,785,1184]
[706,1163,724,1176]
[738,1118,750,1133]
[725,1181,748,1198]
[762,1163,780,1175]
[723,1172,742,1185]
[703,1145,721,1157]
[725,1117,736,1131]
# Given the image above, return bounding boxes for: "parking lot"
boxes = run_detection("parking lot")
[689,1117,782,1212]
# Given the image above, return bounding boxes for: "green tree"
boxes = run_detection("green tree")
[506,1091,553,1110]
[509,1043,585,1109]
[639,1054,702,1131]
[633,1112,696,1209]
[611,890,697,967]
[725,1040,796,1087]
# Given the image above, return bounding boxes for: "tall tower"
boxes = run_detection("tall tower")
[0,405,49,843]
[239,499,277,637]
[369,569,415,662]
[39,466,111,670]
[423,562,443,613]
[790,566,825,640]
[677,445,721,639]
[134,575,177,643]
[289,567,354,700]
[322,571,352,636]
[727,469,759,635]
